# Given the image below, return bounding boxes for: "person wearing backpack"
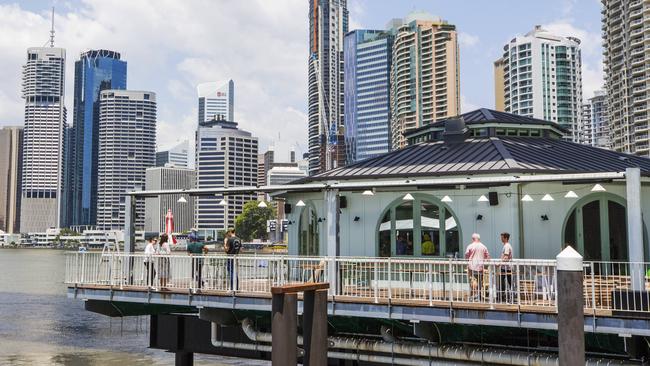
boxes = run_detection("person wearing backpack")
[223,228,241,290]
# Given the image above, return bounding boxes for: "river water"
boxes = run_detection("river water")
[0,249,269,366]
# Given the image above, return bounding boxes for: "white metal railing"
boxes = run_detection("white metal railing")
[64,252,650,314]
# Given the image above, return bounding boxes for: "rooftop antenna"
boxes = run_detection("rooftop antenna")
[49,6,55,47]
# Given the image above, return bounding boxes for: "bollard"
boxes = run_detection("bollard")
[272,292,298,366]
[303,289,328,366]
[556,246,584,366]
[175,351,193,366]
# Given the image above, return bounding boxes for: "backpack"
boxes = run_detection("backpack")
[226,236,242,254]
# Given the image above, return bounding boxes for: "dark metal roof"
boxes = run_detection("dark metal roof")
[305,136,650,182]
[405,108,568,137]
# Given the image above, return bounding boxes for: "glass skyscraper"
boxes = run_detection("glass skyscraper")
[67,50,126,227]
[344,29,393,164]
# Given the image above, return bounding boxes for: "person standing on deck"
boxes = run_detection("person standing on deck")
[187,230,208,292]
[144,235,159,289]
[223,228,241,290]
[465,233,490,301]
[498,232,513,302]
[158,233,171,290]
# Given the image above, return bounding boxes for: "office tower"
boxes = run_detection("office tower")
[0,127,23,233]
[602,0,649,155]
[20,47,67,233]
[197,81,234,123]
[494,58,506,111]
[96,90,156,230]
[195,119,258,234]
[344,29,394,164]
[389,12,460,149]
[498,25,582,140]
[307,0,349,175]
[144,166,195,232]
[267,166,307,186]
[582,90,610,148]
[156,140,189,168]
[257,147,275,187]
[68,50,127,227]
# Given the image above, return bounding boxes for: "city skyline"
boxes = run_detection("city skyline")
[0,0,604,161]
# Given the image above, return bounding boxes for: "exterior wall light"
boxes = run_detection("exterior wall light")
[541,214,549,221]
[362,189,375,196]
[441,195,452,203]
[218,199,227,205]
[476,214,483,220]
[591,184,606,192]
[353,216,360,222]
[564,191,578,198]
[541,194,554,201]
[257,201,268,208]
[177,196,187,203]
[521,194,534,202]
[296,200,306,207]
[477,195,489,202]
[403,193,415,201]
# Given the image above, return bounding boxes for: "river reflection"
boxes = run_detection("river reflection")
[0,249,268,366]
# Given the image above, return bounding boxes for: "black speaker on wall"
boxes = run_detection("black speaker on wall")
[284,203,292,214]
[339,196,347,209]
[488,192,499,206]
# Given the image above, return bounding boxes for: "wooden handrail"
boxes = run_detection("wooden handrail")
[271,282,329,294]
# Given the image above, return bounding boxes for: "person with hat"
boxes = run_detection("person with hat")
[187,230,208,291]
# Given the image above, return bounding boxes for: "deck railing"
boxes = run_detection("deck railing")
[65,252,650,314]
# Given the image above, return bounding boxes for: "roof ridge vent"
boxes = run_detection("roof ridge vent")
[443,117,469,144]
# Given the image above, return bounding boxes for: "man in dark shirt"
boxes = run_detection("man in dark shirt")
[187,231,207,291]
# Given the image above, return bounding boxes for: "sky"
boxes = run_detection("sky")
[0,0,604,163]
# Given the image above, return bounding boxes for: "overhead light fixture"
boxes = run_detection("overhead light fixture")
[177,196,187,203]
[564,191,578,198]
[441,195,453,203]
[477,195,489,202]
[541,194,554,201]
[257,201,268,208]
[591,184,606,192]
[403,193,415,201]
[362,190,375,196]
[218,199,227,205]
[521,194,533,202]
[296,200,306,207]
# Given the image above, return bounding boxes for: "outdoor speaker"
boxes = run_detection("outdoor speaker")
[488,192,499,206]
[339,196,347,209]
[284,203,292,214]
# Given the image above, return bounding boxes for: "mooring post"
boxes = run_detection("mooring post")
[272,292,298,366]
[303,289,328,366]
[556,246,584,366]
[174,351,193,366]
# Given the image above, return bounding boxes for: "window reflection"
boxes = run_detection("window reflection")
[421,201,439,256]
[379,211,391,257]
[395,202,413,255]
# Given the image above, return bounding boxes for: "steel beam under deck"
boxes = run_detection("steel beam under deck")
[68,286,650,337]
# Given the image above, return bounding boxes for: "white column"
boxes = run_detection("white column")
[324,188,339,295]
[626,167,644,291]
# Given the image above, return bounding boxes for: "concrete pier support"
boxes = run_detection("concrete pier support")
[272,292,298,365]
[175,351,193,366]
[556,246,584,366]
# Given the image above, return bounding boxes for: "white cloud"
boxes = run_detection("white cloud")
[458,32,479,48]
[460,95,479,113]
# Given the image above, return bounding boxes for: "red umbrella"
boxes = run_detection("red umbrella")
[165,209,178,244]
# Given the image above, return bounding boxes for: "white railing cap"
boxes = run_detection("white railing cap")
[556,246,583,271]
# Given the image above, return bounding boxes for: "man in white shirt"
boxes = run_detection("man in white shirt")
[498,232,513,302]
[144,235,159,288]
[464,233,490,301]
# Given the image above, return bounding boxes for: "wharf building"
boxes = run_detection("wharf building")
[144,166,195,233]
[156,140,189,168]
[96,90,156,230]
[388,12,460,150]
[602,0,650,155]
[344,29,393,164]
[197,81,234,123]
[195,117,258,238]
[0,127,23,233]
[307,0,348,175]
[495,26,582,141]
[20,46,67,233]
[65,49,127,228]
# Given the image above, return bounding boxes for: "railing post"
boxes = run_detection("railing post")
[428,262,433,306]
[448,258,453,304]
[515,262,521,308]
[489,262,494,307]
[80,253,86,284]
[374,261,379,303]
[590,262,596,311]
[233,255,238,293]
[109,254,114,287]
[119,254,124,290]
[387,258,392,300]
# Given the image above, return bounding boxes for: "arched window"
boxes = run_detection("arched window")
[298,203,319,256]
[563,194,631,261]
[377,195,461,257]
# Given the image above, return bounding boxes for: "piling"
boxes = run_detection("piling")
[556,246,584,366]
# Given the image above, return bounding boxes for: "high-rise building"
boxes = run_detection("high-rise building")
[144,166,195,233]
[197,81,234,123]
[493,58,506,111]
[20,47,67,233]
[96,90,156,230]
[602,0,649,155]
[67,50,127,227]
[389,12,460,149]
[195,119,258,234]
[307,0,349,175]
[582,90,610,148]
[267,166,307,186]
[344,29,393,164]
[497,25,582,140]
[156,140,189,168]
[0,127,23,233]
[257,147,275,187]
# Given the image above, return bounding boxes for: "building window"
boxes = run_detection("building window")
[298,202,320,256]
[376,195,460,257]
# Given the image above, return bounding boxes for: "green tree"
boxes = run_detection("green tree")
[235,201,275,241]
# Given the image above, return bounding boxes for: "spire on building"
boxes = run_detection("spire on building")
[49,7,55,47]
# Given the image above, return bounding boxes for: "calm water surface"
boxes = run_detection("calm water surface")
[0,249,269,366]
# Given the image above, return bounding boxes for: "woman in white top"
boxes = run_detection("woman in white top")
[144,236,159,288]
[158,233,171,289]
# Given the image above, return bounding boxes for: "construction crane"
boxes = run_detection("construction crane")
[310,55,337,171]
